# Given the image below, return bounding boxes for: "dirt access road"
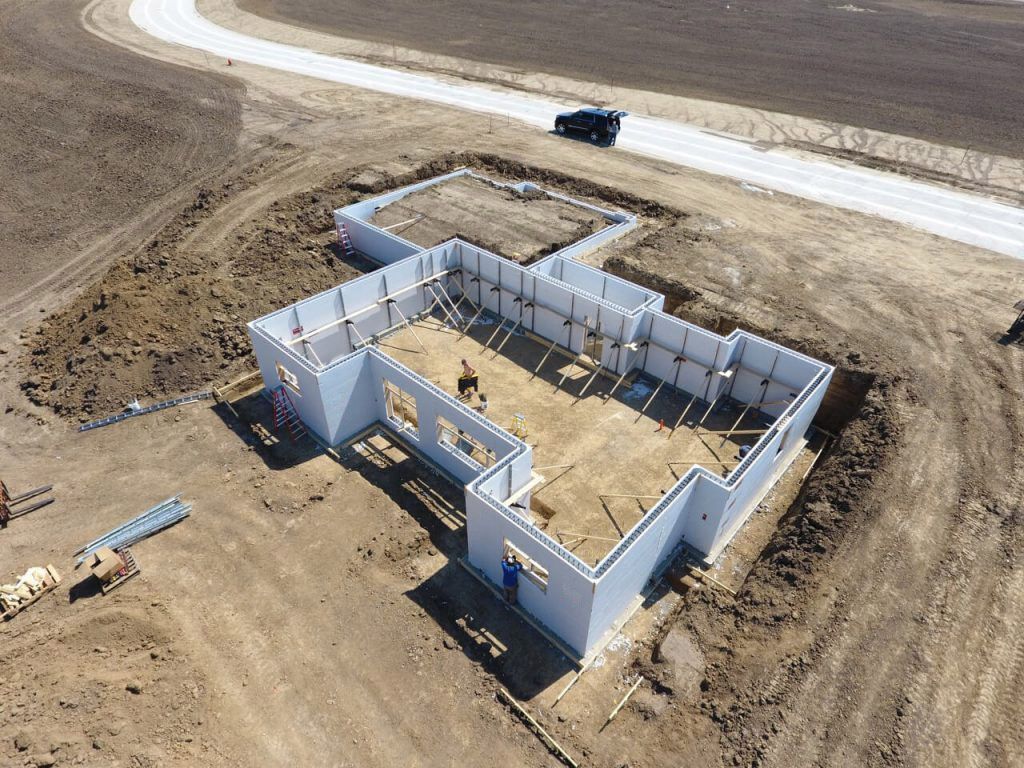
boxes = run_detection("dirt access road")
[2,0,1024,766]
[240,0,1024,159]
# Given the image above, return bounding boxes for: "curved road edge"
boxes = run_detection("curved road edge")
[128,0,1023,259]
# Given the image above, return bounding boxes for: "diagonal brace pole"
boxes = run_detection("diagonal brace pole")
[388,299,427,354]
[556,318,589,390]
[427,284,460,330]
[669,392,699,437]
[532,320,571,379]
[493,302,531,357]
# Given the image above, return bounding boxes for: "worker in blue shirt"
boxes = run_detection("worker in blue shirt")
[501,553,524,604]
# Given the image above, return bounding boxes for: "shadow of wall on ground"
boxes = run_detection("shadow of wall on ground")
[337,429,577,698]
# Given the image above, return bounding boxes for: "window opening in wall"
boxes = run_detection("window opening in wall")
[276,362,301,395]
[437,415,496,469]
[503,540,549,592]
[383,379,419,437]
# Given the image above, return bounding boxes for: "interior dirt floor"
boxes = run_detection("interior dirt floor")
[2,0,1023,766]
[368,174,609,264]
[381,314,807,567]
[239,0,1024,159]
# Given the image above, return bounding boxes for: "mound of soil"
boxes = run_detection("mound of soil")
[19,152,682,420]
[20,174,365,419]
[602,250,909,766]
[1,601,210,767]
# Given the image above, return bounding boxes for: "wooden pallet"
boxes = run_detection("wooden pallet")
[101,549,141,595]
[1,565,61,621]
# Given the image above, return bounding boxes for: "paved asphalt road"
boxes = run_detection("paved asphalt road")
[240,0,1024,159]
[129,0,1024,258]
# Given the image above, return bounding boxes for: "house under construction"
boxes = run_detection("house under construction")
[248,169,833,659]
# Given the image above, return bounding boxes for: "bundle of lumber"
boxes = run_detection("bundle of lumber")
[1,564,61,620]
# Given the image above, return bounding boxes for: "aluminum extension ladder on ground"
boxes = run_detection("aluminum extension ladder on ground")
[272,385,307,443]
[77,392,212,432]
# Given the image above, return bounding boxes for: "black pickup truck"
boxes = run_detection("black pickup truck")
[554,108,628,144]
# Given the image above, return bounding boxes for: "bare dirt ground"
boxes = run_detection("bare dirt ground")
[369,174,609,263]
[2,1,1024,767]
[201,0,1024,203]
[0,0,242,339]
[239,0,1024,159]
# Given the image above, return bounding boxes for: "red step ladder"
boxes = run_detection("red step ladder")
[272,386,307,443]
[336,222,355,259]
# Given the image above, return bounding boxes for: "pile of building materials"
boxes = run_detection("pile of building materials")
[1,564,61,620]
[76,495,190,565]
[85,546,141,594]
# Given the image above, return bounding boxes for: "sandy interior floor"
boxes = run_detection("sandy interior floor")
[380,311,807,566]
[369,175,609,264]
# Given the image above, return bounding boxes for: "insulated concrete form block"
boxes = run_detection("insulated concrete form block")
[248,326,330,441]
[317,351,379,445]
[677,473,733,557]
[335,213,422,265]
[368,351,520,485]
[552,258,657,314]
[584,477,698,650]
[466,490,596,656]
[700,365,832,561]
[557,258,605,297]
[249,172,836,661]
[337,168,637,271]
[307,326,351,368]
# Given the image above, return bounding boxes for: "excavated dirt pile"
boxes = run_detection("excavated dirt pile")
[20,169,364,419]
[602,251,909,767]
[19,153,682,421]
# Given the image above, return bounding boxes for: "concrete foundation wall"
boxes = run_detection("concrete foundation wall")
[454,242,646,357]
[584,476,699,649]
[335,212,424,265]
[248,326,330,439]
[249,173,836,659]
[705,366,832,560]
[466,487,596,655]
[368,349,520,484]
[317,352,380,446]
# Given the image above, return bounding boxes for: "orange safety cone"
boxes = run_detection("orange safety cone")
[656,418,664,432]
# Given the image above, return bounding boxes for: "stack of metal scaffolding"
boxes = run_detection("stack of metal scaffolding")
[76,495,191,565]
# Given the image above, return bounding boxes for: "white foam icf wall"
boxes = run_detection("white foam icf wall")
[449,242,655,374]
[367,349,522,484]
[249,174,835,660]
[334,169,637,267]
[467,488,596,654]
